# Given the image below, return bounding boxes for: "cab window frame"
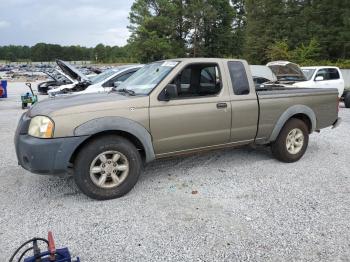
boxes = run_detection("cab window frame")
[160,62,223,101]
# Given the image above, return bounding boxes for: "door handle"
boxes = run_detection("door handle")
[216,102,227,109]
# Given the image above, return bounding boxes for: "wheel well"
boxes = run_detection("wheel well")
[69,130,146,165]
[291,113,312,133]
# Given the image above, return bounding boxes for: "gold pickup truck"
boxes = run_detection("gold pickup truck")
[15,58,341,200]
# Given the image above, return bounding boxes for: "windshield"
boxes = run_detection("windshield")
[90,69,119,84]
[117,61,178,95]
[302,69,316,80]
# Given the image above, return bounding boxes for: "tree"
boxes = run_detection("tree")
[128,0,184,62]
[292,38,321,63]
[266,40,292,61]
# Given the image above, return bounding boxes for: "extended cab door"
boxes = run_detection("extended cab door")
[149,61,231,156]
[225,60,259,143]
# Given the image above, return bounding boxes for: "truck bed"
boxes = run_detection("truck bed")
[256,87,339,142]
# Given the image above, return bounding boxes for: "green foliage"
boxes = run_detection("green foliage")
[267,39,322,63]
[293,39,322,63]
[244,0,350,64]
[266,40,292,61]
[128,0,239,62]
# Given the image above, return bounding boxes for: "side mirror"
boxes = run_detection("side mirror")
[158,84,178,101]
[113,81,122,87]
[315,76,324,81]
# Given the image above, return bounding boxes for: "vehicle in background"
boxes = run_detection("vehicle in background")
[73,65,143,95]
[48,62,142,97]
[46,60,88,97]
[15,58,340,200]
[250,65,277,89]
[342,88,350,108]
[266,61,306,84]
[37,69,74,94]
[295,66,345,98]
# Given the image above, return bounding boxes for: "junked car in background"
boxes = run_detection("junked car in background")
[37,69,74,94]
[296,66,345,98]
[48,61,142,97]
[266,61,345,98]
[72,65,143,95]
[47,60,92,97]
[250,65,277,89]
[266,61,306,84]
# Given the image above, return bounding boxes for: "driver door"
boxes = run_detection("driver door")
[149,62,231,156]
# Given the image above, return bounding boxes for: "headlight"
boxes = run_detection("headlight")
[28,116,54,138]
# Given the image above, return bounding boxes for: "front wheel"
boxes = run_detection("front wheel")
[345,92,350,108]
[271,118,309,163]
[74,136,142,200]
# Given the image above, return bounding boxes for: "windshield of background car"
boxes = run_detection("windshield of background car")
[302,69,316,80]
[117,61,179,95]
[91,69,119,84]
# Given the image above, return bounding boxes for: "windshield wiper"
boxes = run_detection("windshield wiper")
[115,88,136,96]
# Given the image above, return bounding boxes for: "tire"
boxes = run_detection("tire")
[74,135,142,200]
[345,92,350,108]
[271,118,309,163]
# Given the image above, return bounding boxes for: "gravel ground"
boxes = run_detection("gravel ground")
[1,82,350,261]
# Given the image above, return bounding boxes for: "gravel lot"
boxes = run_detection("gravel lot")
[1,82,349,261]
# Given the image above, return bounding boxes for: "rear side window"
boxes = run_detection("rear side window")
[228,61,250,95]
[315,68,340,80]
[327,68,340,80]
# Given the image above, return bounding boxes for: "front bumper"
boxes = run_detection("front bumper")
[14,113,87,175]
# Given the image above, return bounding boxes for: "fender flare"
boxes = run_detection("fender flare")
[74,116,155,162]
[269,105,316,142]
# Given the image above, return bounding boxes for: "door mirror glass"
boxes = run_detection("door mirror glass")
[159,84,178,101]
[315,76,324,81]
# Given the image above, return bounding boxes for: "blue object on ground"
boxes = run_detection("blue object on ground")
[0,80,7,98]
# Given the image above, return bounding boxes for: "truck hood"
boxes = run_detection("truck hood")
[56,59,90,82]
[267,61,306,82]
[28,92,132,117]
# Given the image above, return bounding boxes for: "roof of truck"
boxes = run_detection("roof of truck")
[162,58,246,62]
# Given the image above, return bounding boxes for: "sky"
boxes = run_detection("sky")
[0,0,134,47]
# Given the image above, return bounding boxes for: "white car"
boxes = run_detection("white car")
[48,60,142,97]
[74,65,143,95]
[294,66,345,97]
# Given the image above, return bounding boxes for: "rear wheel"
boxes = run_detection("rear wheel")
[271,118,309,163]
[74,136,142,200]
[345,92,350,108]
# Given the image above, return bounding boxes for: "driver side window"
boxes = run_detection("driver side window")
[168,64,221,99]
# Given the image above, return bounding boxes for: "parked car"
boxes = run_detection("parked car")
[250,65,277,89]
[37,69,74,94]
[266,61,306,83]
[342,88,350,108]
[295,66,345,98]
[48,61,142,97]
[15,58,341,200]
[47,60,91,97]
[73,65,143,95]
